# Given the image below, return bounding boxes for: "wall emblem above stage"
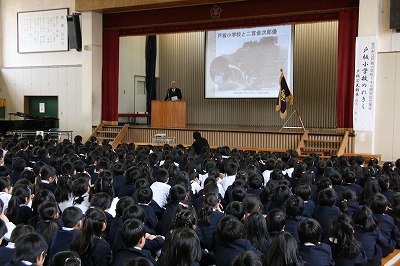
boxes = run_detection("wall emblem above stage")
[210,5,222,19]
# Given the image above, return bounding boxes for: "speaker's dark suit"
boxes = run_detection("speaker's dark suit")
[164,88,182,100]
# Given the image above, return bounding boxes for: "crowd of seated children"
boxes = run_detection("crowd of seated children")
[2,134,400,266]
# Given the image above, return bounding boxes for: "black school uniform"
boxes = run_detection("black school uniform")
[198,210,224,250]
[9,205,33,225]
[328,240,368,266]
[215,239,261,266]
[354,226,385,266]
[112,174,126,197]
[79,236,112,266]
[375,213,400,257]
[0,245,15,266]
[343,183,363,196]
[138,203,158,233]
[302,200,315,218]
[114,247,157,266]
[285,216,306,243]
[49,228,79,258]
[157,200,191,236]
[313,205,341,241]
[298,242,335,266]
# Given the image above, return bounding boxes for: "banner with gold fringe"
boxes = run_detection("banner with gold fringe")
[276,70,294,119]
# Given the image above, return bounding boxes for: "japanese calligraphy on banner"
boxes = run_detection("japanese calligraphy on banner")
[353,36,377,131]
[17,8,69,53]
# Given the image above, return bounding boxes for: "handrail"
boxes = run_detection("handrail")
[296,130,309,156]
[112,124,129,149]
[87,122,103,143]
[337,130,349,156]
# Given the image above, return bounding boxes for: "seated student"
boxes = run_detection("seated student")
[232,250,263,266]
[342,169,363,196]
[284,195,306,242]
[244,213,270,254]
[353,205,386,266]
[377,174,394,203]
[294,185,315,218]
[197,192,224,250]
[51,250,81,266]
[370,193,400,257]
[328,170,345,197]
[49,206,83,259]
[70,207,112,266]
[159,227,202,266]
[297,218,334,266]
[5,233,48,266]
[263,231,303,266]
[35,201,60,249]
[269,185,292,212]
[9,157,26,185]
[54,176,74,213]
[6,185,33,225]
[114,219,158,266]
[72,177,91,214]
[90,192,113,237]
[137,187,158,233]
[150,168,171,209]
[261,158,276,185]
[108,196,135,247]
[247,174,264,197]
[225,201,245,221]
[35,165,57,193]
[215,215,261,266]
[219,161,239,197]
[266,209,286,240]
[328,214,367,266]
[111,162,126,197]
[337,188,359,218]
[313,188,341,241]
[0,224,34,266]
[0,176,12,214]
[157,184,191,236]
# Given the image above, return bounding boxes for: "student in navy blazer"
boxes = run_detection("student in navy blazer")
[297,218,335,266]
[370,193,400,257]
[295,185,315,218]
[137,187,159,233]
[284,195,306,243]
[313,188,341,241]
[215,215,262,266]
[49,207,82,259]
[114,219,158,266]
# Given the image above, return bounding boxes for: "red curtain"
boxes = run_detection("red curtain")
[102,30,120,123]
[337,11,358,128]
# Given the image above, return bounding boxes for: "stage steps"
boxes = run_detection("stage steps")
[88,123,128,149]
[296,130,349,159]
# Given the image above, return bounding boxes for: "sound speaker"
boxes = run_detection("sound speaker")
[67,13,82,52]
[390,0,400,30]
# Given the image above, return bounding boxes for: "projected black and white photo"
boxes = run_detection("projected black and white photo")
[205,25,293,99]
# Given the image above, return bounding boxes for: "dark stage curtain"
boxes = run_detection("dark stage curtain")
[145,35,157,113]
[337,10,358,128]
[102,30,120,123]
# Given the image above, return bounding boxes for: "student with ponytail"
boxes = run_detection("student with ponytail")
[72,177,91,213]
[197,192,224,249]
[35,201,60,246]
[6,185,33,225]
[70,207,112,266]
[35,165,57,193]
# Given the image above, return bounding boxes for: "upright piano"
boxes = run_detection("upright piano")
[0,112,59,135]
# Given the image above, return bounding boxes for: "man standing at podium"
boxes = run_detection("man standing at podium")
[164,81,182,101]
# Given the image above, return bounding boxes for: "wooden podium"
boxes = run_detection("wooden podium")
[151,100,186,128]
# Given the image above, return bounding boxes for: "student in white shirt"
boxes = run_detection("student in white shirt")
[150,168,171,208]
[0,177,12,214]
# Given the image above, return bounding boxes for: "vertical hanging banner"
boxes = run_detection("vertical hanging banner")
[353,36,377,131]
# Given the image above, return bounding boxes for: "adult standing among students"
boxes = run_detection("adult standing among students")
[164,81,182,101]
[192,131,209,155]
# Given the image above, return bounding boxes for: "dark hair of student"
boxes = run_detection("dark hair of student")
[10,224,35,243]
[225,201,245,221]
[329,213,362,257]
[352,205,378,232]
[370,193,388,214]
[232,250,263,266]
[12,157,26,172]
[93,177,115,199]
[338,188,357,215]
[37,201,60,245]
[318,188,337,206]
[70,207,107,256]
[31,189,56,217]
[0,176,11,192]
[285,195,305,218]
[90,192,112,211]
[115,196,136,217]
[72,178,89,205]
[200,193,219,225]
[54,175,73,203]
[155,168,169,183]
[245,212,270,254]
[232,186,247,202]
[35,165,57,192]
[14,233,48,263]
[294,184,311,201]
[163,227,202,266]
[217,215,245,242]
[61,161,75,176]
[136,186,153,204]
[247,173,263,190]
[0,219,7,240]
[272,185,293,205]
[121,218,146,247]
[358,179,381,206]
[51,250,81,266]
[242,194,262,214]
[169,184,187,202]
[174,209,197,229]
[134,177,150,190]
[267,209,286,232]
[125,257,153,266]
[225,161,239,176]
[62,206,83,228]
[122,205,146,222]
[298,218,321,244]
[264,231,302,266]
[6,184,31,222]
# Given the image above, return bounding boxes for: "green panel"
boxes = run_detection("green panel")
[0,107,5,119]
[28,96,58,118]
